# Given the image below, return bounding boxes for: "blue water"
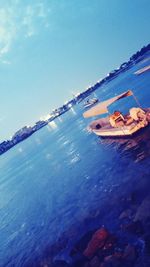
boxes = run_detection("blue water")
[0,54,150,266]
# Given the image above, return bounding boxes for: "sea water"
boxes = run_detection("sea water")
[0,54,150,266]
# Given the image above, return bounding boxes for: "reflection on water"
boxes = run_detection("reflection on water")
[47,120,58,129]
[70,107,77,115]
[100,126,150,162]
[58,116,63,122]
[0,55,150,267]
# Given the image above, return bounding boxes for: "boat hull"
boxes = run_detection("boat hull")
[92,121,149,137]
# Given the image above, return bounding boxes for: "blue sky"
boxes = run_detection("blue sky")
[0,0,150,141]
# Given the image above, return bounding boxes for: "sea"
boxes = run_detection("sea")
[0,53,150,267]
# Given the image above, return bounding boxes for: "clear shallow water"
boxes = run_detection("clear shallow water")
[0,54,150,266]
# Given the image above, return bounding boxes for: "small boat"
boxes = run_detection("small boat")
[134,65,150,75]
[83,98,98,108]
[83,90,150,137]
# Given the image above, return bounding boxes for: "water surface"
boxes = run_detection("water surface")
[0,54,150,266]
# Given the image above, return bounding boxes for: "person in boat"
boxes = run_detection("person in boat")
[109,111,125,128]
[129,107,149,128]
[129,107,146,121]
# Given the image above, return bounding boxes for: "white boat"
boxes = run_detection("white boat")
[134,65,150,75]
[83,98,98,108]
[83,90,150,137]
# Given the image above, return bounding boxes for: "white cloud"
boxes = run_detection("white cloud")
[0,7,17,57]
[0,1,49,62]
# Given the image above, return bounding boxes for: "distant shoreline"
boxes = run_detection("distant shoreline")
[0,43,150,156]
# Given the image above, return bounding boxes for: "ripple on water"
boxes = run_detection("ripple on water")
[0,57,150,266]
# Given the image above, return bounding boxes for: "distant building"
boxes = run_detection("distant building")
[0,140,13,154]
[32,120,47,131]
[12,126,33,143]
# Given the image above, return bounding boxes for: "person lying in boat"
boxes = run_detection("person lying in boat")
[109,111,125,128]
[129,107,146,121]
[128,107,149,128]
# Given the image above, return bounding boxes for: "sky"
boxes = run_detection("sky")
[0,0,150,141]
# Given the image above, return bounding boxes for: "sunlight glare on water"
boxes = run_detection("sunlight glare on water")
[0,54,150,266]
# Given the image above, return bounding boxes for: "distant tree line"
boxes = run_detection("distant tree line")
[130,43,150,61]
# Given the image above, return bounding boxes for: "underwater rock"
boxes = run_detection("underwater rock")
[121,220,144,236]
[134,196,150,222]
[119,209,132,220]
[100,245,137,267]
[90,256,101,267]
[83,227,110,258]
[123,244,137,263]
[103,234,117,250]
[70,230,96,257]
[101,254,122,267]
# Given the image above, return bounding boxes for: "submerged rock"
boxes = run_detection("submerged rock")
[103,234,117,251]
[121,220,144,236]
[134,196,150,222]
[70,230,96,257]
[119,209,133,220]
[123,244,137,263]
[83,227,110,258]
[101,254,122,267]
[90,256,101,267]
